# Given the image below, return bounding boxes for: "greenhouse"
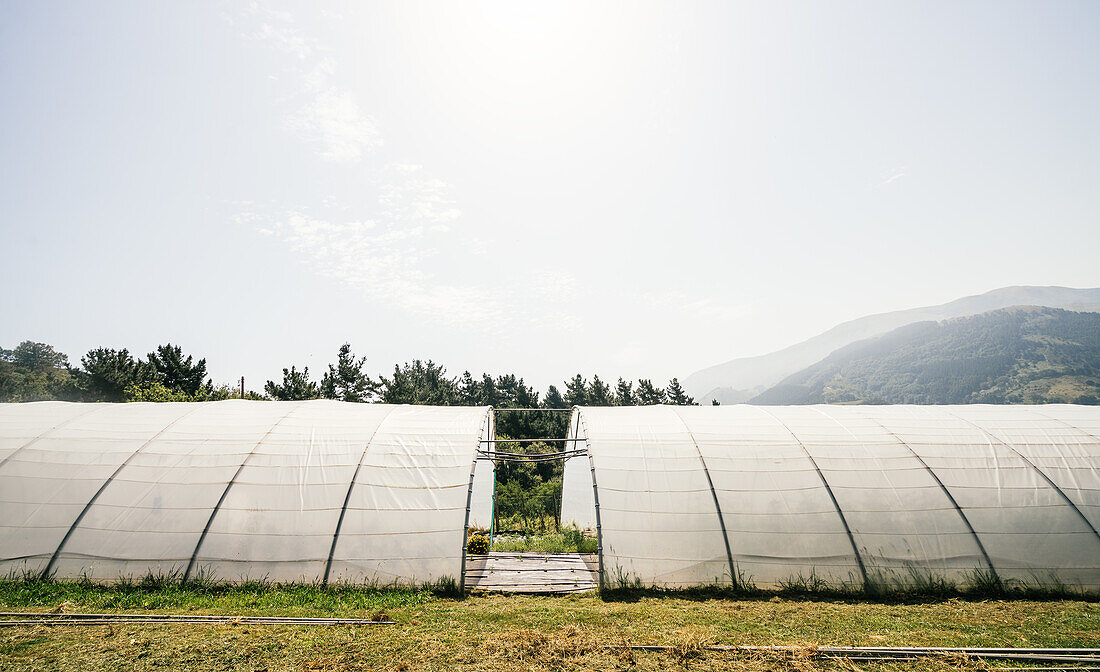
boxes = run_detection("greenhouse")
[2,400,1099,592]
[561,404,1100,591]
[0,401,494,585]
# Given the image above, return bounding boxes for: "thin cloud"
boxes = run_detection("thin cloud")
[231,3,582,334]
[252,21,315,60]
[231,3,316,60]
[881,166,908,186]
[245,166,507,329]
[261,212,509,329]
[379,164,462,226]
[238,4,379,164]
[644,291,754,324]
[284,89,382,163]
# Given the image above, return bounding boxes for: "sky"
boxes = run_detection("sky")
[2,0,1099,393]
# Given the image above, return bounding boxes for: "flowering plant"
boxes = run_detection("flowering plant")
[466,532,489,554]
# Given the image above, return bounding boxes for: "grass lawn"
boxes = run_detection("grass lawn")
[0,580,1097,671]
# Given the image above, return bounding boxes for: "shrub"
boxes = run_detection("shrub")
[466,533,489,554]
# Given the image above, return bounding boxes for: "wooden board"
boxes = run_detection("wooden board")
[465,552,598,594]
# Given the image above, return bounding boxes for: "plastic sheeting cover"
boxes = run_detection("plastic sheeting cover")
[561,405,1100,590]
[0,401,492,584]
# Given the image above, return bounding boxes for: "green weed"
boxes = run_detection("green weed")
[490,527,597,553]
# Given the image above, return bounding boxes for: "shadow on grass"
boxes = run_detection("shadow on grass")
[596,567,1100,605]
[0,567,466,609]
[3,566,1096,608]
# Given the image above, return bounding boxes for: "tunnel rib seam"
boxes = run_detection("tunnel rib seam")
[754,406,870,589]
[183,402,305,583]
[946,409,1100,548]
[0,405,107,471]
[670,406,738,587]
[43,403,210,578]
[323,406,400,585]
[815,407,999,581]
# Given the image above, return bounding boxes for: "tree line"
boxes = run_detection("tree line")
[0,340,698,410]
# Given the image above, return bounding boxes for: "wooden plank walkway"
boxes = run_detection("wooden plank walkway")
[465,552,599,594]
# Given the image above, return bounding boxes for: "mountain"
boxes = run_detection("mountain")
[685,286,1100,404]
[750,306,1100,405]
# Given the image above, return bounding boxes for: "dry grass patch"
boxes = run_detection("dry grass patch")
[1,582,1097,671]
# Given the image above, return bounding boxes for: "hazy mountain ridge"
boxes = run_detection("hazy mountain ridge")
[750,306,1100,405]
[685,286,1100,403]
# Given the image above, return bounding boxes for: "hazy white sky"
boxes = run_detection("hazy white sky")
[2,1,1098,392]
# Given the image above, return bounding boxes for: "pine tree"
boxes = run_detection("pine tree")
[563,374,588,406]
[491,373,544,439]
[615,378,636,406]
[542,385,567,409]
[265,366,320,401]
[379,360,458,405]
[320,343,378,402]
[480,373,501,407]
[147,344,208,396]
[666,378,696,405]
[587,375,614,406]
[458,371,481,405]
[77,347,146,402]
[635,378,667,405]
[513,379,540,408]
[496,374,516,406]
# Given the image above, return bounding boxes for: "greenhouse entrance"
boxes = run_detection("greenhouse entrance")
[463,409,599,593]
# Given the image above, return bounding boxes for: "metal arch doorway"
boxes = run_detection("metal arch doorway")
[462,408,599,593]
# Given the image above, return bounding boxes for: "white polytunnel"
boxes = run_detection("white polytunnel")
[561,404,1100,591]
[0,401,494,585]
